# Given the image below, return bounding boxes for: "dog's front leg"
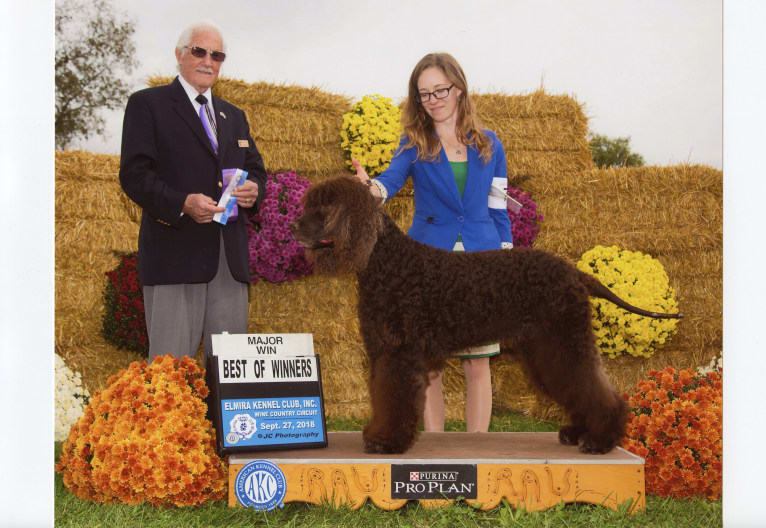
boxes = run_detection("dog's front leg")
[363,353,426,454]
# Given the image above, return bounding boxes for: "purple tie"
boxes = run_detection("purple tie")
[195,94,218,154]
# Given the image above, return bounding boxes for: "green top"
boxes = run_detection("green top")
[450,161,468,246]
[450,161,468,198]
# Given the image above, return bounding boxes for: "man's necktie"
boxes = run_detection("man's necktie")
[195,94,218,154]
[196,94,238,219]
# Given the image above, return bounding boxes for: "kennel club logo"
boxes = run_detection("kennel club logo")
[234,460,287,511]
[227,413,257,444]
[391,464,477,499]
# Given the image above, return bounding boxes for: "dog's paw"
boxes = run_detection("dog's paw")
[362,424,405,454]
[577,433,616,455]
[363,437,404,454]
[558,425,585,446]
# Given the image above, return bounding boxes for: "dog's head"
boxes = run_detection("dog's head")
[290,176,384,275]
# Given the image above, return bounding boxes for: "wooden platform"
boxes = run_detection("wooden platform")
[228,432,645,512]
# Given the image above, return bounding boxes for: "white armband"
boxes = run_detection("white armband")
[370,179,388,204]
[489,177,508,209]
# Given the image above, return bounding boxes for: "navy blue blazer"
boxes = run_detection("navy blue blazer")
[119,77,267,286]
[375,130,512,252]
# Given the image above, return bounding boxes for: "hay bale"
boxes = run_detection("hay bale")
[474,91,589,120]
[56,179,142,222]
[253,140,348,183]
[529,165,722,258]
[382,184,415,230]
[55,246,127,280]
[55,275,105,345]
[238,103,345,145]
[56,219,139,258]
[55,150,121,182]
[474,90,593,184]
[505,150,594,183]
[207,78,352,115]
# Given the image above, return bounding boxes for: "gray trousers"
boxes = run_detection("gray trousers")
[143,234,248,362]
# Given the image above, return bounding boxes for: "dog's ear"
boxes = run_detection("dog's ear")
[320,177,383,274]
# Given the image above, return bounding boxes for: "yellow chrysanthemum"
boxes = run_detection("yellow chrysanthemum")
[340,94,402,177]
[577,245,680,359]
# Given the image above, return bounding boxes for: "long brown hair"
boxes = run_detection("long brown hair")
[400,53,492,164]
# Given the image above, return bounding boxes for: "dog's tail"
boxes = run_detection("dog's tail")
[579,272,684,319]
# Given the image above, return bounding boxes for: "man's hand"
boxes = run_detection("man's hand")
[182,193,225,223]
[233,179,259,208]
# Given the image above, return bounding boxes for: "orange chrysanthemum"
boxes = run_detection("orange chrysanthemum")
[621,366,722,500]
[55,355,227,507]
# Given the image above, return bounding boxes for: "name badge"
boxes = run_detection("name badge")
[238,139,249,148]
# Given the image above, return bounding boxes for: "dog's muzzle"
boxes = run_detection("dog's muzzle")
[296,239,334,250]
[311,239,335,249]
[290,221,334,249]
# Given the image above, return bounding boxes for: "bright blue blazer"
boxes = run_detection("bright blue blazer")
[375,130,513,252]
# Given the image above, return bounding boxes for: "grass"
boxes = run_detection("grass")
[55,412,722,527]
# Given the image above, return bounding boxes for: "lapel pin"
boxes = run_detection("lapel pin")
[219,111,227,119]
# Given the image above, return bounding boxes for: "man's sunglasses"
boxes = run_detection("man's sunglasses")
[184,45,226,62]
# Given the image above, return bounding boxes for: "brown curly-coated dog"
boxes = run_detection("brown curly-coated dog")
[290,176,683,455]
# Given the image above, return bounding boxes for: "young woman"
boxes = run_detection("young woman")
[353,52,513,433]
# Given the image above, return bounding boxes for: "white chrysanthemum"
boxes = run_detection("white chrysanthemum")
[55,354,90,441]
[697,353,723,375]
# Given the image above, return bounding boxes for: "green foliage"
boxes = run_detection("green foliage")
[589,133,646,168]
[55,0,137,149]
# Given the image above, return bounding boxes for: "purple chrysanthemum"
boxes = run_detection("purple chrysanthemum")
[506,187,543,248]
[247,172,314,283]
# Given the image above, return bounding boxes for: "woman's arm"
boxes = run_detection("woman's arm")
[351,138,413,203]
[487,133,513,247]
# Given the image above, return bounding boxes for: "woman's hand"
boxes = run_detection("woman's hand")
[351,158,382,200]
[351,158,369,184]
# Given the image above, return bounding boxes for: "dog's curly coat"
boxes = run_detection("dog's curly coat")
[291,177,682,455]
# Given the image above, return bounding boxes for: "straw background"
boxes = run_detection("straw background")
[56,77,721,422]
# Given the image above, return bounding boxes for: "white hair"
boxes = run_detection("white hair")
[175,21,227,55]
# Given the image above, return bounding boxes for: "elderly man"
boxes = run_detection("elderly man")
[119,21,267,361]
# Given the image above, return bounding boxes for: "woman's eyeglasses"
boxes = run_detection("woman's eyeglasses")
[417,84,455,103]
[184,45,226,62]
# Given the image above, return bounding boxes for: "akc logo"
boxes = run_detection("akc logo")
[235,460,287,511]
